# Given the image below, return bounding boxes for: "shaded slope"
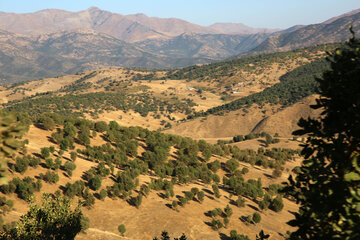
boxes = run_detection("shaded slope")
[194,58,330,117]
[249,11,360,54]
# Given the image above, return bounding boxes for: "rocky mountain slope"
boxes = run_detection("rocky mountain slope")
[247,11,360,54]
[209,22,280,34]
[0,7,278,42]
[0,30,217,84]
[0,7,359,84]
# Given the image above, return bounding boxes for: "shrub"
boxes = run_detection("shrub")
[235,197,245,208]
[41,147,50,158]
[29,157,40,168]
[252,212,261,223]
[70,151,77,161]
[89,176,102,191]
[64,161,76,177]
[270,195,284,212]
[197,191,205,203]
[40,171,59,184]
[211,219,223,230]
[15,157,29,174]
[212,184,220,198]
[224,204,233,217]
[45,158,54,169]
[230,230,250,240]
[184,191,194,201]
[99,189,107,200]
[118,224,126,236]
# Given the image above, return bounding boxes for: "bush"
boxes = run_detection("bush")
[89,176,102,191]
[172,200,178,210]
[258,196,271,211]
[225,159,239,173]
[230,230,250,240]
[212,184,220,198]
[99,189,107,200]
[40,171,59,184]
[64,161,76,177]
[241,167,249,175]
[272,168,282,178]
[15,157,29,174]
[82,188,95,208]
[223,217,229,228]
[252,212,261,223]
[184,191,194,201]
[70,151,77,161]
[64,180,85,198]
[235,197,245,208]
[118,224,126,236]
[45,158,54,169]
[41,147,50,158]
[29,157,40,168]
[197,191,205,203]
[270,195,284,212]
[130,194,143,209]
[211,219,223,230]
[224,204,233,217]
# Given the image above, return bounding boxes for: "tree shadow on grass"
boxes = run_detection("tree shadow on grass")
[219,233,230,240]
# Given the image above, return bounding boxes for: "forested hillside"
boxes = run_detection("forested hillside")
[191,58,330,118]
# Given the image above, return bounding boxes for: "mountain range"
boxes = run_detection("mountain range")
[0,7,359,83]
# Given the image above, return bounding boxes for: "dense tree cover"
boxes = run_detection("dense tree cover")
[4,91,196,119]
[190,58,330,117]
[159,43,337,81]
[283,30,360,240]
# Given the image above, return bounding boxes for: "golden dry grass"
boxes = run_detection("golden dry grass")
[1,124,300,240]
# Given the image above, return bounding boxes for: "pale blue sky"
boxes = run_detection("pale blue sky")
[0,0,359,29]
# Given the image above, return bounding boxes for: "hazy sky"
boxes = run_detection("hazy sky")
[0,0,359,29]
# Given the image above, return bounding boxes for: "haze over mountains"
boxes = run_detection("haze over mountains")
[0,7,359,83]
[0,7,279,41]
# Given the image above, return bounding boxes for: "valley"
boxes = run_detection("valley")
[0,43,327,240]
[0,5,359,240]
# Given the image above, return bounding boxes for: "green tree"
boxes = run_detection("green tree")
[224,204,233,217]
[42,117,56,131]
[269,195,283,212]
[252,212,261,224]
[70,151,77,161]
[99,189,107,200]
[64,161,76,177]
[2,193,89,239]
[41,147,50,159]
[89,176,102,191]
[229,230,250,240]
[118,224,126,236]
[283,30,360,240]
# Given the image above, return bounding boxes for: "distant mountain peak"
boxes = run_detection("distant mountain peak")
[87,6,102,12]
[209,22,281,34]
[323,8,360,24]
